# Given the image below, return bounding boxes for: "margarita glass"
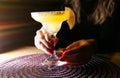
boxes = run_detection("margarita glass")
[31,7,75,69]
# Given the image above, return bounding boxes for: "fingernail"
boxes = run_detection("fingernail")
[47,51,52,55]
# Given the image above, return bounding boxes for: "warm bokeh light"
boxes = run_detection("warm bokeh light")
[0,1,40,52]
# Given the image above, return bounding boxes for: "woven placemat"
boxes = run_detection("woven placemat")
[0,54,120,78]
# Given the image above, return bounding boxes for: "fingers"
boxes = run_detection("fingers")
[34,28,55,54]
[41,27,53,44]
[34,35,53,54]
[37,30,54,48]
[60,52,79,62]
[62,40,89,56]
[62,41,81,56]
[59,41,79,60]
[59,40,93,65]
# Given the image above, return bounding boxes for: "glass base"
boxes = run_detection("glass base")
[41,52,67,70]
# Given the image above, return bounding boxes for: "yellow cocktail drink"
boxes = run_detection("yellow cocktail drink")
[31,7,75,36]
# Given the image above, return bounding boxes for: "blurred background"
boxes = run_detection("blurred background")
[0,0,44,52]
[0,0,65,53]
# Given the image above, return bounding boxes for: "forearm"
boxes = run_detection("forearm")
[86,39,98,52]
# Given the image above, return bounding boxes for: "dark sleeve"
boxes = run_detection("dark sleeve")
[55,21,73,49]
[55,20,100,49]
[97,1,120,53]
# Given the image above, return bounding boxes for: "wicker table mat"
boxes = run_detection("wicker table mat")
[0,54,120,78]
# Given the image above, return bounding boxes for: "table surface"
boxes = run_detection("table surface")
[0,45,120,67]
[0,46,43,63]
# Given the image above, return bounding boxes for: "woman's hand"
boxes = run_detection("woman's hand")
[34,27,59,55]
[59,39,97,65]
